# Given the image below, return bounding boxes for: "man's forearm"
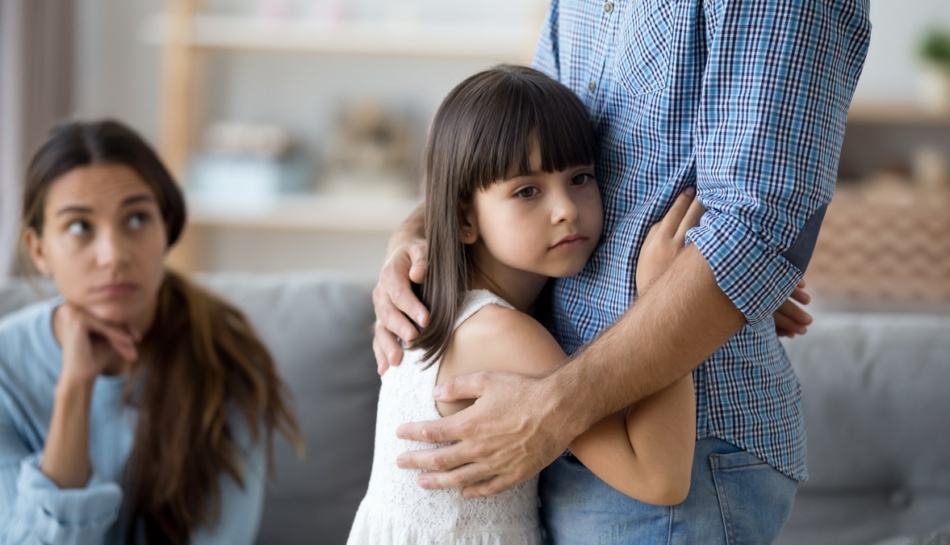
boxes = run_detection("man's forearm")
[551,244,746,436]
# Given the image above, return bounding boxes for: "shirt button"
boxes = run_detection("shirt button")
[604,2,614,13]
[588,81,596,92]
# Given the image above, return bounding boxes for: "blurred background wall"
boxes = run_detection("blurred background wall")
[0,0,74,276]
[69,0,950,150]
[68,0,547,275]
[3,0,950,310]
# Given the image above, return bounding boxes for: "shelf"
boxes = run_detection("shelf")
[847,101,950,126]
[143,14,539,60]
[185,193,421,232]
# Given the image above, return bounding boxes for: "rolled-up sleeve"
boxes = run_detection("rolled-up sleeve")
[2,452,122,545]
[687,0,871,327]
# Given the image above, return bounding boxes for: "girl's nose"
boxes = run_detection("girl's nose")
[551,191,580,224]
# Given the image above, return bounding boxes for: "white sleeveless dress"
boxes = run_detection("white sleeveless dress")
[347,290,542,545]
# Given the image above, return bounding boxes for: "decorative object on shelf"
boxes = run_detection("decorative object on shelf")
[917,27,950,114]
[204,121,292,157]
[189,122,311,205]
[321,101,419,198]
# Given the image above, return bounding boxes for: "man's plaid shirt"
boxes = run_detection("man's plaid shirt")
[534,0,871,480]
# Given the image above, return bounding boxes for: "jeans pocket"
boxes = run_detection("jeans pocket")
[709,450,798,545]
[614,0,678,97]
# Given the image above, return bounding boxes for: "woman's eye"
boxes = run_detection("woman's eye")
[67,220,89,236]
[515,187,539,198]
[572,173,595,186]
[128,212,148,229]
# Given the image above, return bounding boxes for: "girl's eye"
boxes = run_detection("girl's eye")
[515,187,539,199]
[572,173,595,186]
[67,220,90,236]
[128,212,149,229]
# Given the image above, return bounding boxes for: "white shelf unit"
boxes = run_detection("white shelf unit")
[152,0,541,272]
[144,14,540,59]
[186,193,421,232]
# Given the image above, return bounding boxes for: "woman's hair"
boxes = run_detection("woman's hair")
[412,65,598,364]
[22,120,303,544]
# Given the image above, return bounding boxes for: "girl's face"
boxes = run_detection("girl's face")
[462,140,603,291]
[25,164,168,329]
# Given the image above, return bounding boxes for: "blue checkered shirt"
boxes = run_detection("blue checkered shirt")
[533,0,871,481]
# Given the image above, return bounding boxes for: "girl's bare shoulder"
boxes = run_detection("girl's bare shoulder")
[444,303,567,377]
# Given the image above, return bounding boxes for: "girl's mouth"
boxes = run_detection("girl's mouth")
[550,234,588,249]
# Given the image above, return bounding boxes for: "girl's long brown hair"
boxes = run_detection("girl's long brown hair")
[412,65,599,365]
[22,120,303,544]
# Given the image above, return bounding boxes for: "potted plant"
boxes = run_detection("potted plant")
[918,28,950,113]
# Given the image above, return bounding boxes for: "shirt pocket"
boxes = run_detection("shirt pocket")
[614,0,678,97]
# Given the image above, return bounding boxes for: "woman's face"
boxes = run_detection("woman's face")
[25,164,168,329]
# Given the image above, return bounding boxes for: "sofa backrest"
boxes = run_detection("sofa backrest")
[779,312,950,545]
[196,272,379,545]
[4,273,950,545]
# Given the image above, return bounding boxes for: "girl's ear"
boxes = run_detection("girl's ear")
[457,201,478,244]
[23,228,52,277]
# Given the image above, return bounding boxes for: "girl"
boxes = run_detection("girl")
[0,120,302,544]
[347,65,705,544]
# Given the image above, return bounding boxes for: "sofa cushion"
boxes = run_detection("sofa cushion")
[778,312,950,545]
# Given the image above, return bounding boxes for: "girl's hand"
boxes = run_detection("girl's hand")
[638,190,813,337]
[637,188,705,292]
[54,303,139,387]
[774,281,812,338]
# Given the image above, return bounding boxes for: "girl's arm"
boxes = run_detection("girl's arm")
[567,377,695,505]
[556,190,706,505]
[437,192,708,503]
[440,307,694,505]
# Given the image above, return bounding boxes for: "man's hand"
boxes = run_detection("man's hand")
[373,206,429,374]
[395,371,581,498]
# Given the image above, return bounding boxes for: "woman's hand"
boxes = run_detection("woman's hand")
[55,303,139,387]
[41,304,139,489]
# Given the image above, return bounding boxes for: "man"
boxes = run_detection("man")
[373,0,871,542]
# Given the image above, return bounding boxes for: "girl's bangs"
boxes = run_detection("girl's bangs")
[468,72,598,191]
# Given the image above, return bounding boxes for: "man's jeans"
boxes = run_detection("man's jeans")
[539,438,798,544]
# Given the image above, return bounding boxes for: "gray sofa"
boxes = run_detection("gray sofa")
[1,271,948,544]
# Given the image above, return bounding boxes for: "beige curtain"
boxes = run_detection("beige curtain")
[0,0,74,277]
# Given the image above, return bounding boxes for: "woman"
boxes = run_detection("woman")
[0,120,302,544]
